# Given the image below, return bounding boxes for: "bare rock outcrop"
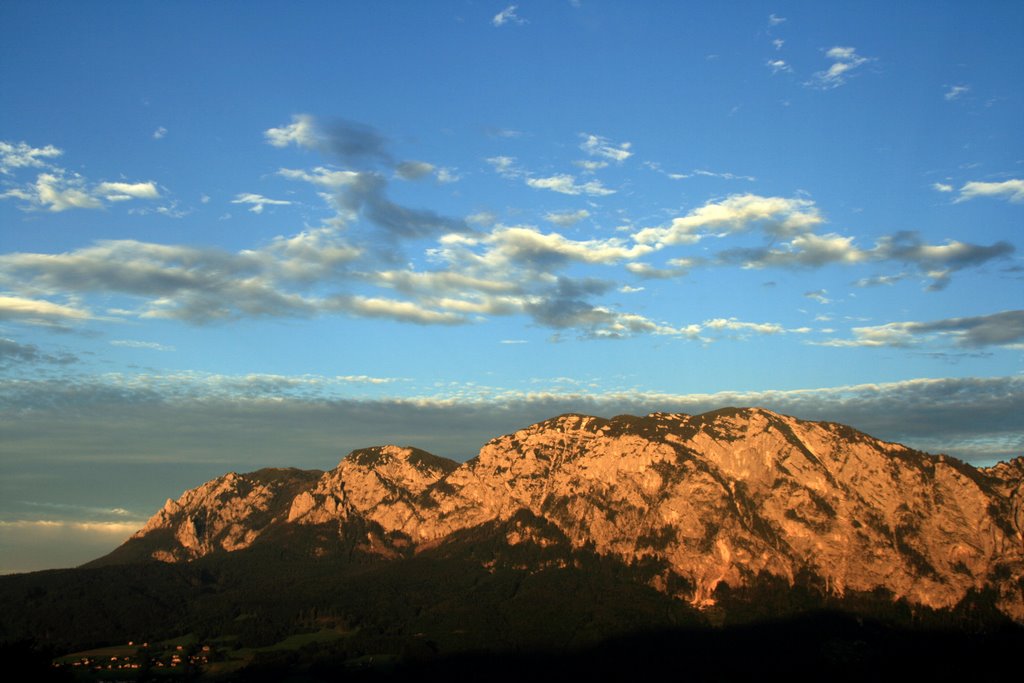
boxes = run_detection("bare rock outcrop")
[119,408,1024,619]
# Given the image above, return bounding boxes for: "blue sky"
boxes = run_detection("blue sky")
[1,1,1022,572]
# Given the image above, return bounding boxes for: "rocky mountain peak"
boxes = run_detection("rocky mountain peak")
[342,444,458,477]
[108,408,1024,621]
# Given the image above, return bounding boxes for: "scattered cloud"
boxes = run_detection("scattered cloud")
[526,174,615,196]
[932,182,954,193]
[97,181,160,201]
[231,192,292,214]
[0,141,161,212]
[0,140,62,174]
[110,339,176,352]
[579,133,633,162]
[21,171,104,210]
[264,114,392,167]
[486,155,524,179]
[573,160,609,174]
[435,167,461,184]
[944,85,970,101]
[633,194,824,246]
[804,289,831,304]
[0,230,368,325]
[395,160,435,180]
[820,310,1024,349]
[870,231,1014,290]
[0,295,92,327]
[773,39,785,50]
[955,179,1024,203]
[626,195,1011,289]
[667,169,756,182]
[0,338,78,367]
[767,59,792,74]
[808,46,871,89]
[152,126,168,140]
[768,14,786,26]
[281,167,469,239]
[492,5,525,27]
[336,374,400,384]
[544,209,590,226]
[466,211,498,226]
[853,273,907,288]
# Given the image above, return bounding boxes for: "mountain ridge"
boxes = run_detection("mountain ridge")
[93,406,1024,621]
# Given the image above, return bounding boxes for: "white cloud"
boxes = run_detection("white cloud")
[808,46,871,89]
[0,144,160,211]
[619,285,644,293]
[486,155,523,179]
[768,13,786,25]
[328,294,465,325]
[544,209,590,226]
[0,295,92,325]
[493,5,525,27]
[278,166,360,189]
[724,232,867,269]
[932,182,954,193]
[111,339,176,351]
[773,39,785,50]
[633,194,823,246]
[153,126,168,140]
[435,167,461,184]
[667,169,756,182]
[955,179,1024,203]
[466,211,498,226]
[336,374,399,384]
[38,173,104,210]
[944,85,970,101]
[231,192,293,214]
[264,113,318,148]
[702,317,786,335]
[0,140,62,174]
[0,228,368,325]
[526,173,615,196]
[97,181,160,200]
[484,225,652,265]
[573,159,609,174]
[767,59,792,74]
[579,133,633,162]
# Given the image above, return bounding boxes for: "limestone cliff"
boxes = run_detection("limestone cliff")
[119,408,1024,619]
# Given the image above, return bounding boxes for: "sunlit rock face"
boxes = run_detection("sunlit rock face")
[132,468,321,562]
[127,408,1024,620]
[287,445,458,529]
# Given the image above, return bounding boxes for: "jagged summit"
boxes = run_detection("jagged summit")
[344,444,459,473]
[97,407,1024,621]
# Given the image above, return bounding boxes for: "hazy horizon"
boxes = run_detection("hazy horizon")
[2,1,1022,573]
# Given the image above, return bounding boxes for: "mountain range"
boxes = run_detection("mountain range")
[4,407,1024,679]
[96,407,1024,619]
